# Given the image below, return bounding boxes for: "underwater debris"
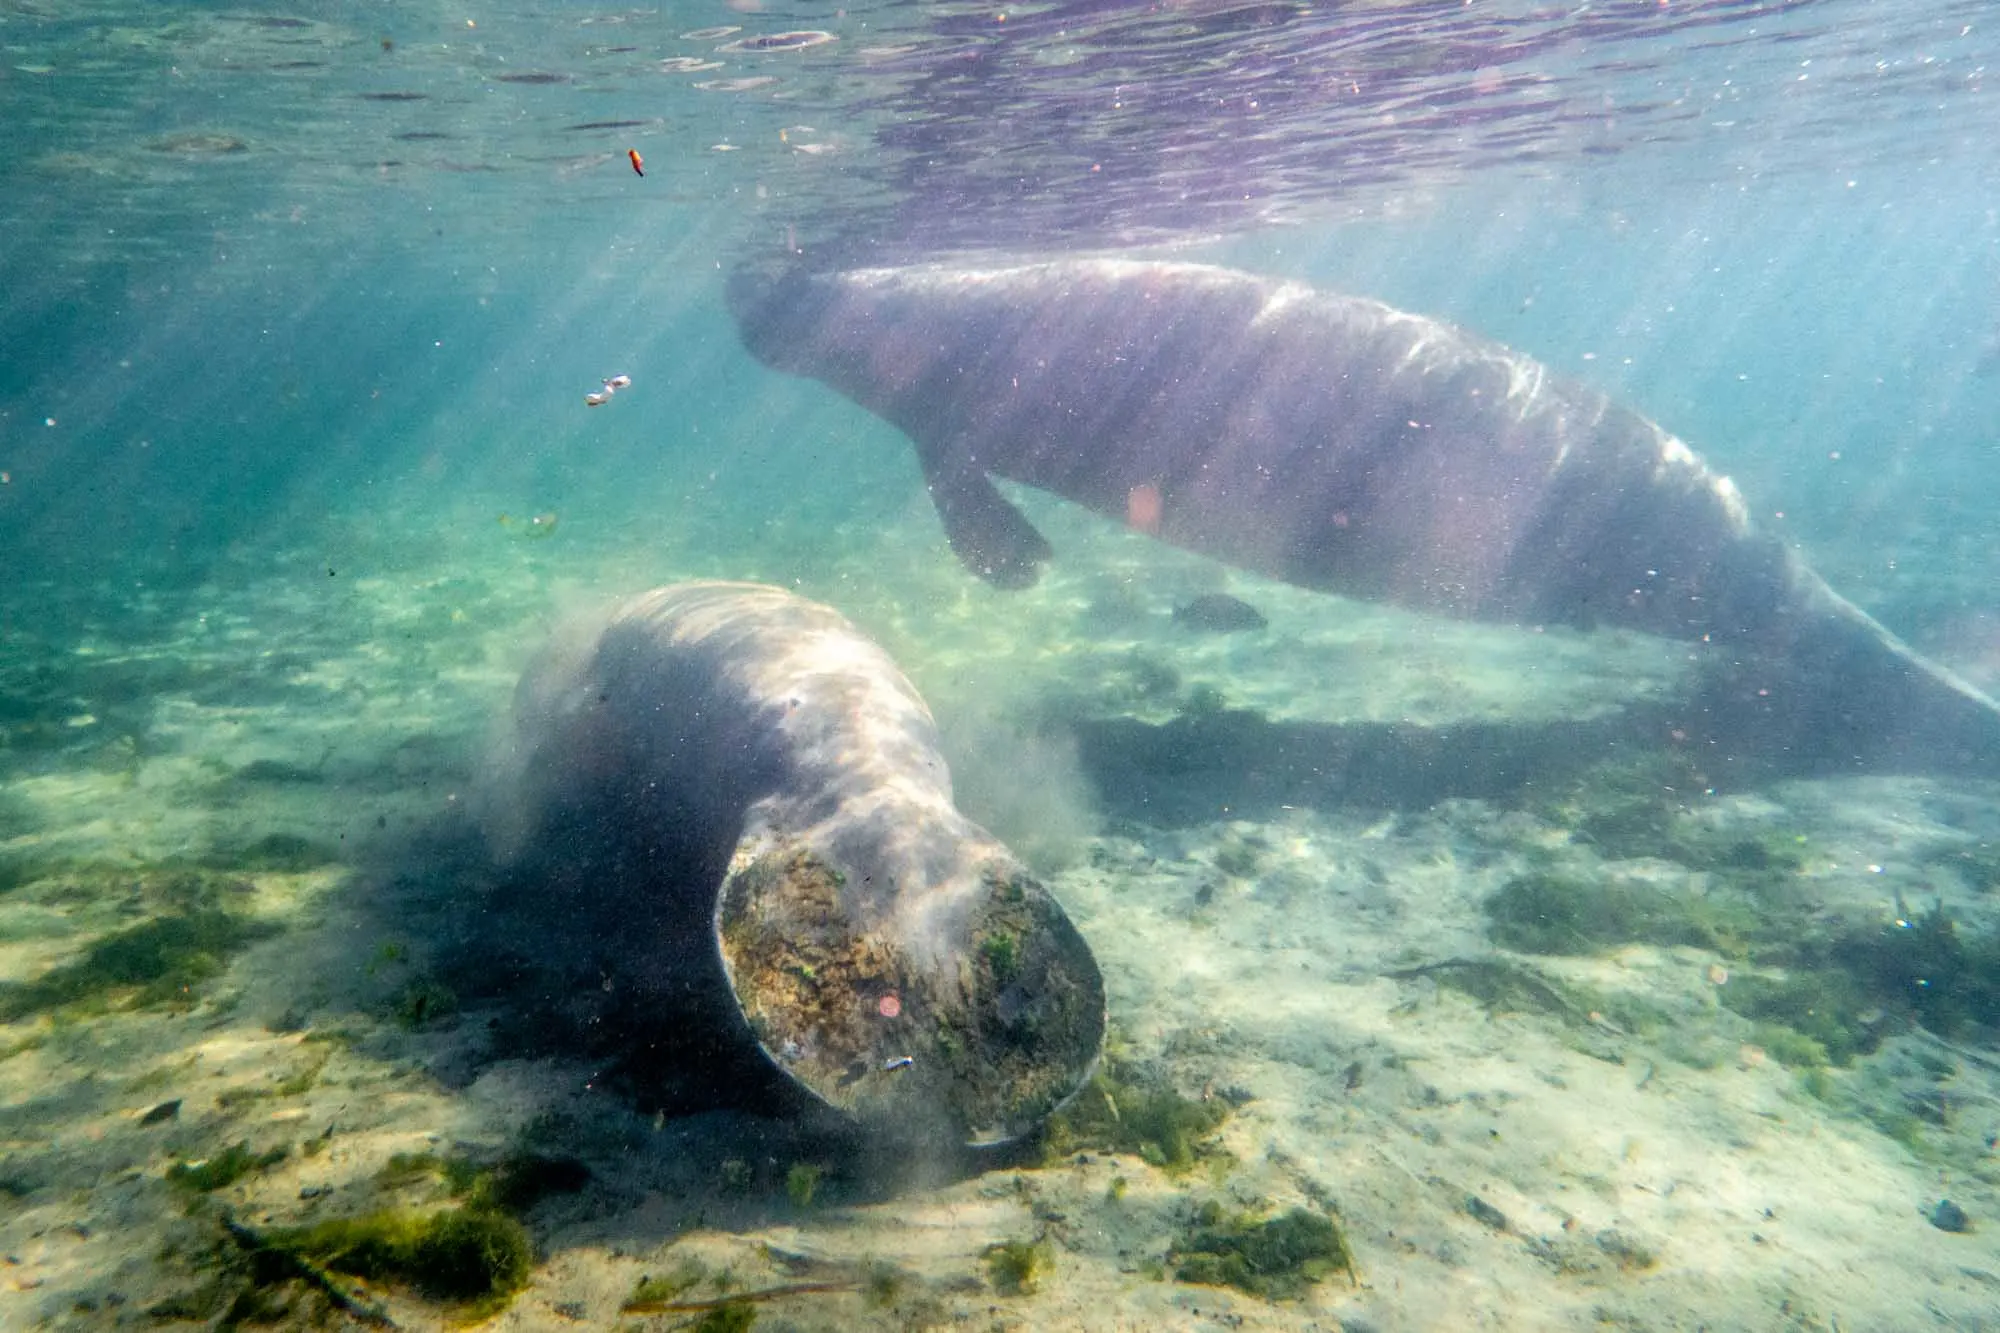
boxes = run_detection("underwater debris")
[1170,1203,1355,1299]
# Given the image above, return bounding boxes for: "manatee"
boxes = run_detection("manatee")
[727,258,2000,777]
[495,581,1105,1147]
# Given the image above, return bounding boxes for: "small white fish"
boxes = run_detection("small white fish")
[883,1056,914,1073]
[604,373,632,390]
[584,390,611,407]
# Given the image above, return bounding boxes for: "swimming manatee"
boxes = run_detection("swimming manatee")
[727,258,2000,778]
[497,581,1105,1147]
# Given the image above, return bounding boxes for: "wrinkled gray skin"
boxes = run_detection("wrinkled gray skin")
[505,582,1105,1147]
[727,259,2000,776]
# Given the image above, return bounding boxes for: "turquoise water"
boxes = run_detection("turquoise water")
[3,3,1999,1328]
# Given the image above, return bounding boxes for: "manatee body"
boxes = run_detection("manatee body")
[501,581,1105,1146]
[728,259,2000,776]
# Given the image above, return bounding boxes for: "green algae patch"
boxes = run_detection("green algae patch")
[0,908,278,1019]
[267,1205,533,1309]
[198,831,339,874]
[1722,904,2000,1064]
[167,1141,288,1192]
[1485,872,1757,958]
[374,1148,590,1214]
[983,1237,1049,1295]
[1042,1060,1231,1174]
[1170,1204,1355,1300]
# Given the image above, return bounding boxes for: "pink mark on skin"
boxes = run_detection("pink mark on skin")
[877,993,902,1019]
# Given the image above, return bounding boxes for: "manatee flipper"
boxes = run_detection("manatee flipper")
[918,445,1053,589]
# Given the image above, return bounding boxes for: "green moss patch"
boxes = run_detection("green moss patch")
[1043,1061,1231,1173]
[0,908,278,1019]
[1170,1204,1354,1300]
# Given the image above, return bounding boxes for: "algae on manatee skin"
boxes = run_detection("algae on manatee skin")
[1170,1203,1355,1299]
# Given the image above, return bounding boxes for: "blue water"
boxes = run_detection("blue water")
[3,1,1999,1325]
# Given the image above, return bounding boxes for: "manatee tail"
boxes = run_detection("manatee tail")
[1682,560,2000,779]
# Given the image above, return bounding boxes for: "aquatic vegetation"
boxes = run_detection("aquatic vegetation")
[1485,871,1759,958]
[217,1050,329,1107]
[389,974,458,1029]
[201,831,337,873]
[264,1205,533,1307]
[1180,682,1230,719]
[785,1161,822,1209]
[1213,833,1267,879]
[374,1148,589,1213]
[862,1260,904,1307]
[1391,956,1667,1039]
[166,1141,288,1192]
[0,908,278,1019]
[1745,1020,1834,1069]
[692,1303,757,1332]
[627,1260,710,1309]
[1042,1061,1231,1173]
[983,1237,1048,1295]
[1531,755,1809,891]
[1722,904,2000,1063]
[1169,1203,1354,1299]
[1927,842,2000,894]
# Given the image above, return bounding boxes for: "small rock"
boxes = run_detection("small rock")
[1931,1199,1972,1233]
[1172,593,1268,633]
[298,1185,333,1200]
[1464,1195,1509,1232]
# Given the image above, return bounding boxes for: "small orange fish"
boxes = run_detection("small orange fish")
[627,148,644,177]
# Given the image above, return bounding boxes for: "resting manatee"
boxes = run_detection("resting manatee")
[727,258,2000,777]
[498,581,1104,1147]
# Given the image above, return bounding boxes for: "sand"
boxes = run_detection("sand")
[1,484,1996,1330]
